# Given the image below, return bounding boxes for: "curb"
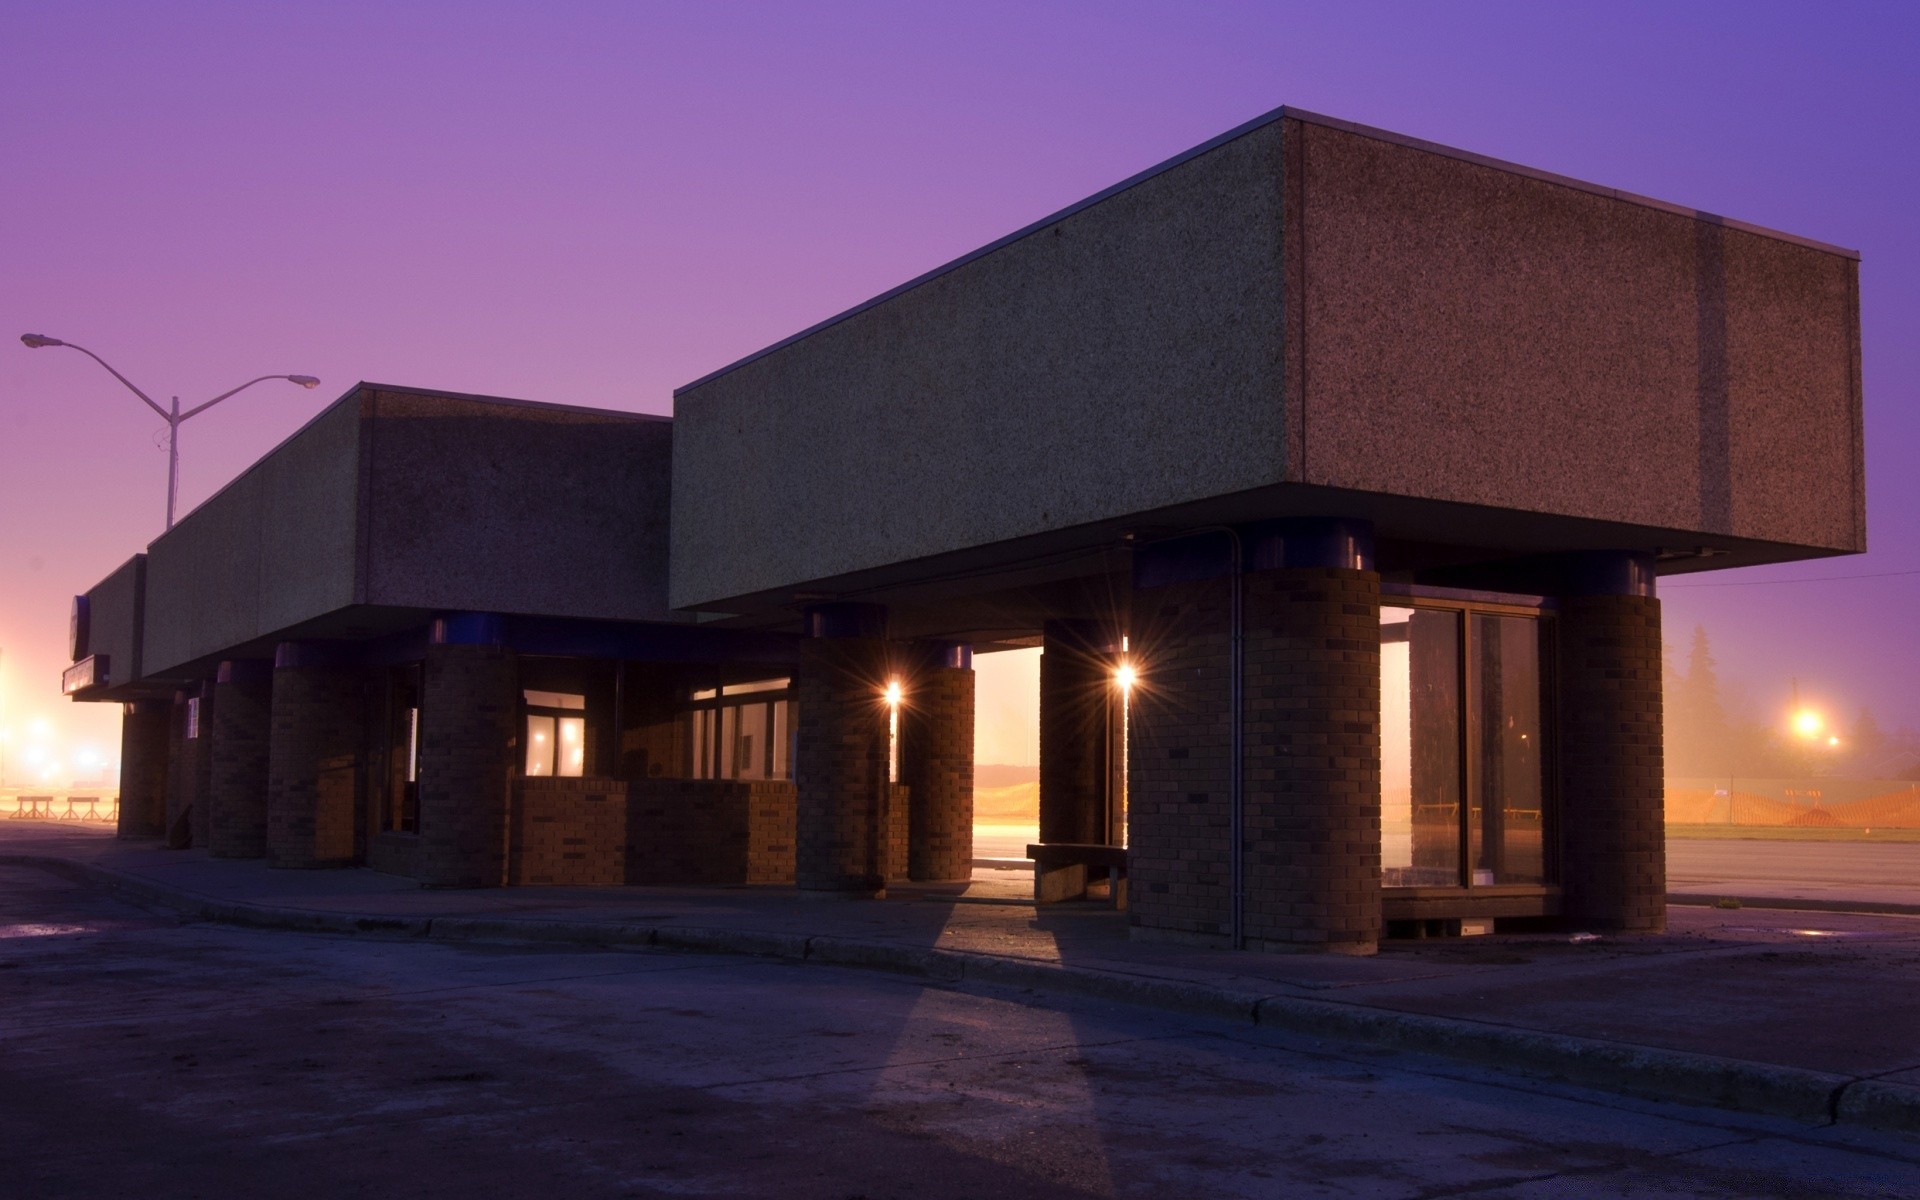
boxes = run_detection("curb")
[9,852,1916,1138]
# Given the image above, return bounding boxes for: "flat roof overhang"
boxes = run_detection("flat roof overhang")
[682,480,1853,646]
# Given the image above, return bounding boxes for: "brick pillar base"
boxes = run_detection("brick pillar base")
[1039,620,1113,846]
[795,635,892,894]
[415,643,518,888]
[208,665,272,858]
[1558,595,1666,933]
[901,649,974,882]
[116,701,171,839]
[267,662,365,869]
[1240,568,1381,955]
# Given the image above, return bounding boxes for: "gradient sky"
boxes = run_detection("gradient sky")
[3,1,1916,779]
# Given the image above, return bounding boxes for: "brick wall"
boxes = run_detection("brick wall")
[266,665,364,868]
[794,636,892,893]
[208,672,272,858]
[1557,594,1666,932]
[900,663,974,881]
[625,778,799,886]
[415,644,518,888]
[1039,621,1112,845]
[1240,568,1382,954]
[117,701,170,839]
[165,689,211,849]
[1129,569,1383,954]
[510,778,626,886]
[502,777,802,887]
[1129,577,1234,940]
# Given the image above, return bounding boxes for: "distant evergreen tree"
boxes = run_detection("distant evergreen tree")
[1670,626,1732,775]
[1851,707,1888,758]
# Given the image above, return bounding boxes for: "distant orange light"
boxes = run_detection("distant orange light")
[1792,709,1824,739]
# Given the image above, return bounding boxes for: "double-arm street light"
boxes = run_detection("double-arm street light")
[20,334,319,530]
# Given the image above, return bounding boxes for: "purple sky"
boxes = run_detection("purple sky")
[3,1,1916,779]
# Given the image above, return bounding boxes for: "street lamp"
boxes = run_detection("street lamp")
[20,334,319,530]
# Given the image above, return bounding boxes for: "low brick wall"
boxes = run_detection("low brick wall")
[508,777,801,887]
[510,779,627,886]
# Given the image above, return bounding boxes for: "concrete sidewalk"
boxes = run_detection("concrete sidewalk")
[6,822,1918,1137]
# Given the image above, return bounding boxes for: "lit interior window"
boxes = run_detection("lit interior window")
[523,691,587,778]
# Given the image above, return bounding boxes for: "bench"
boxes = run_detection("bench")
[1027,843,1128,909]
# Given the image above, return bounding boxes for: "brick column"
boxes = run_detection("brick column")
[1558,583,1665,933]
[1039,619,1114,846]
[207,660,273,858]
[164,687,211,849]
[116,700,171,839]
[415,639,518,888]
[794,604,891,896]
[1240,566,1382,955]
[1128,574,1234,940]
[266,647,365,869]
[900,643,974,883]
[1128,519,1381,955]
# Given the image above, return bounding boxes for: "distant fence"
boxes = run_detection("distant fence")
[1667,778,1920,828]
[1,791,119,823]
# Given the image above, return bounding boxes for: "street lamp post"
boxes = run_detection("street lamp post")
[20,334,319,530]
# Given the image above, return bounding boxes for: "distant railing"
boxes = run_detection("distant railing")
[0,792,119,823]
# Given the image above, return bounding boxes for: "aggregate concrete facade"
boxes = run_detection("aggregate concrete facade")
[670,110,1863,616]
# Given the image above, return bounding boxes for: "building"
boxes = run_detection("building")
[65,108,1864,953]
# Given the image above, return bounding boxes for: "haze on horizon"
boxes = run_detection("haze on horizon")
[3,1,1915,788]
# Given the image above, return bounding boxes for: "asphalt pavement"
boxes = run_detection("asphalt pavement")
[5,822,1920,1142]
[6,862,1920,1198]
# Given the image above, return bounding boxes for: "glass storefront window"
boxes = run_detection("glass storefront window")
[1380,601,1548,890]
[687,678,795,781]
[1381,607,1465,887]
[1471,614,1545,885]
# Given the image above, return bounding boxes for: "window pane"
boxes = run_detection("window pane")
[1381,607,1464,888]
[772,700,791,779]
[524,689,585,710]
[1471,614,1545,885]
[558,716,586,778]
[735,702,767,779]
[719,707,738,780]
[526,714,556,776]
[722,677,790,696]
[690,710,711,779]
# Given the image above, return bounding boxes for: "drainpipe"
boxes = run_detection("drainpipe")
[1226,529,1245,951]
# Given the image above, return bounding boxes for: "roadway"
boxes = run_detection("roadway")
[5,863,1918,1198]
